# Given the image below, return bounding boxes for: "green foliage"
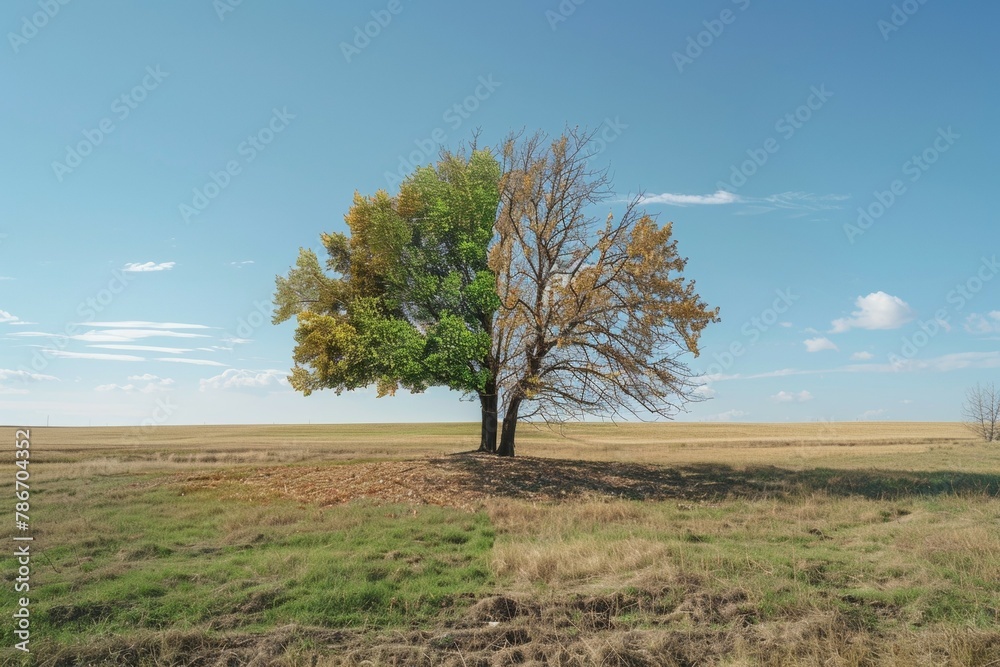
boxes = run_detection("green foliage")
[273,149,501,400]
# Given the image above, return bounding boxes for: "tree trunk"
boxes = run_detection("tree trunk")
[497,397,521,457]
[478,384,498,453]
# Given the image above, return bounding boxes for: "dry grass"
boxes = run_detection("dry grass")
[23,420,990,482]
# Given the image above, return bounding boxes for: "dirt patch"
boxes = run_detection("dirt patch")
[182,453,1000,512]
[179,453,779,512]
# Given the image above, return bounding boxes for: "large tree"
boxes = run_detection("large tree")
[489,130,719,456]
[275,131,718,457]
[273,148,503,451]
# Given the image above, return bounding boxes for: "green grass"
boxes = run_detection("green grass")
[0,474,494,650]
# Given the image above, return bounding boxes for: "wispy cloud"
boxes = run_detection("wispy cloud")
[639,190,740,206]
[89,344,192,354]
[12,329,211,342]
[123,261,176,272]
[155,358,228,367]
[637,190,848,216]
[831,292,915,333]
[0,309,21,324]
[851,351,874,360]
[735,192,850,216]
[804,337,838,353]
[85,321,210,330]
[230,260,255,268]
[0,369,58,383]
[200,369,289,391]
[859,408,886,420]
[44,350,144,362]
[709,351,1000,384]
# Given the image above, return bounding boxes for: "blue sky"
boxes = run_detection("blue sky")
[2,0,998,426]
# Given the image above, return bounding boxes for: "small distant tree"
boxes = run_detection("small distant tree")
[962,382,1000,442]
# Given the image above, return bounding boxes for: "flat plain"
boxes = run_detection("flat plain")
[2,421,999,666]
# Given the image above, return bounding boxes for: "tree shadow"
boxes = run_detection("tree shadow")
[443,454,1000,501]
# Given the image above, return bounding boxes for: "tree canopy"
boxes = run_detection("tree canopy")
[272,148,503,450]
[274,130,719,456]
[489,130,719,455]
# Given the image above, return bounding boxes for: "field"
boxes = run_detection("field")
[2,421,999,666]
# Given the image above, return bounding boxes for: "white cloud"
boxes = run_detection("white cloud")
[771,390,813,403]
[0,369,58,383]
[779,322,793,328]
[44,350,144,362]
[128,373,171,383]
[200,369,289,391]
[964,311,1000,334]
[692,384,717,399]
[156,358,229,367]
[122,261,175,272]
[230,260,255,268]
[0,309,21,324]
[85,321,211,330]
[12,329,211,343]
[639,190,740,206]
[95,383,136,393]
[89,344,192,354]
[850,351,874,360]
[859,409,886,420]
[831,292,915,333]
[702,409,749,422]
[804,337,839,352]
[97,375,174,393]
[221,337,252,345]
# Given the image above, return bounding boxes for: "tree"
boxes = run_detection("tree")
[489,130,719,456]
[962,382,1000,442]
[272,148,503,451]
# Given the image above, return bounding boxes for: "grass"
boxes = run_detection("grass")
[1,422,998,665]
[2,474,494,650]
